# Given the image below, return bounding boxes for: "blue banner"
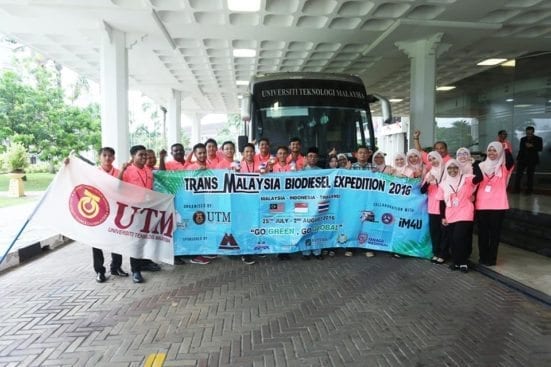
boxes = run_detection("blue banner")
[154,169,432,258]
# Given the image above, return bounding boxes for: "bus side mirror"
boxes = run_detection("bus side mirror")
[237,135,248,153]
[372,94,393,124]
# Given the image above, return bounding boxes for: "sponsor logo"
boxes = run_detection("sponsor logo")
[218,233,240,250]
[398,218,423,229]
[69,185,110,226]
[193,211,205,225]
[360,210,375,222]
[357,232,368,244]
[381,213,394,225]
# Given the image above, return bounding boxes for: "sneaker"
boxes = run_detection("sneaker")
[344,250,353,257]
[459,265,468,273]
[190,256,211,265]
[203,255,218,259]
[430,256,438,263]
[392,253,401,258]
[436,257,445,264]
[328,250,336,257]
[321,250,329,256]
[365,251,375,258]
[241,256,255,265]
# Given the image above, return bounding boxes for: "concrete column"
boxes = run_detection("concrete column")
[190,113,201,146]
[396,33,449,149]
[100,22,129,163]
[166,89,182,147]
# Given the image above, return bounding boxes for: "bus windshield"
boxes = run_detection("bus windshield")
[255,105,371,155]
[248,74,376,156]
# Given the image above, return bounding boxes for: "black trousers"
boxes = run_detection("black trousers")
[476,210,505,265]
[514,161,537,192]
[130,257,141,272]
[92,248,122,274]
[429,214,449,258]
[447,221,473,266]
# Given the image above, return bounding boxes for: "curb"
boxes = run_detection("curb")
[0,235,73,273]
[473,262,551,306]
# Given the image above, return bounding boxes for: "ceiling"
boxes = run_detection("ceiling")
[0,0,550,117]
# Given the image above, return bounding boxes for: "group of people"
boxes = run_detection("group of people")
[87,125,541,283]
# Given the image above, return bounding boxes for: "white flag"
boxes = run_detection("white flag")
[32,158,175,264]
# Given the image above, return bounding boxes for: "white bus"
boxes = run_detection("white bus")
[239,72,391,161]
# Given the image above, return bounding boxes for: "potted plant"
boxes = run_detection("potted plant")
[6,142,29,197]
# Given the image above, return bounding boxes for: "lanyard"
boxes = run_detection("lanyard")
[448,174,463,194]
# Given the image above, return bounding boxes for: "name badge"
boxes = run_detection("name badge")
[484,185,492,193]
[452,198,459,207]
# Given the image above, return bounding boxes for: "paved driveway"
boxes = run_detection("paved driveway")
[0,242,549,367]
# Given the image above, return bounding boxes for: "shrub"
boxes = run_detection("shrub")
[6,143,29,173]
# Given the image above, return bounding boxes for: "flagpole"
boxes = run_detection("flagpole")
[0,152,90,266]
[0,183,54,266]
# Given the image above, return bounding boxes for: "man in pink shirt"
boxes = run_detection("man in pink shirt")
[159,143,189,171]
[186,143,208,170]
[216,141,238,169]
[93,147,128,282]
[497,130,513,154]
[413,130,451,167]
[287,137,305,170]
[120,145,153,283]
[205,138,224,168]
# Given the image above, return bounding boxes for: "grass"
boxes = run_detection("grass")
[0,172,55,208]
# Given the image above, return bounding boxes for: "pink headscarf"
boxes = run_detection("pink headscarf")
[423,151,444,184]
[441,159,466,207]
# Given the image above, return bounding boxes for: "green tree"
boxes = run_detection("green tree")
[0,54,101,161]
[436,120,474,153]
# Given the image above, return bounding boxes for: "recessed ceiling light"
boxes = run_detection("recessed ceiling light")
[514,104,531,108]
[233,49,256,58]
[228,0,261,12]
[477,58,507,66]
[389,98,403,103]
[506,98,514,102]
[436,86,456,91]
[236,80,249,86]
[501,59,516,67]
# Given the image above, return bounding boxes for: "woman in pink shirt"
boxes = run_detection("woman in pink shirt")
[475,142,514,266]
[406,149,424,178]
[372,151,394,174]
[456,147,473,175]
[421,151,447,263]
[439,159,482,272]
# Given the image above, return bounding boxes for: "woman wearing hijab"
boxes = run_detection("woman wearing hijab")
[438,159,483,272]
[393,153,408,177]
[406,149,424,178]
[475,142,514,266]
[421,151,447,264]
[372,150,394,174]
[456,147,473,175]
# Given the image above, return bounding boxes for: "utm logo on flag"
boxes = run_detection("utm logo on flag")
[318,200,329,213]
[294,202,308,213]
[269,203,285,213]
